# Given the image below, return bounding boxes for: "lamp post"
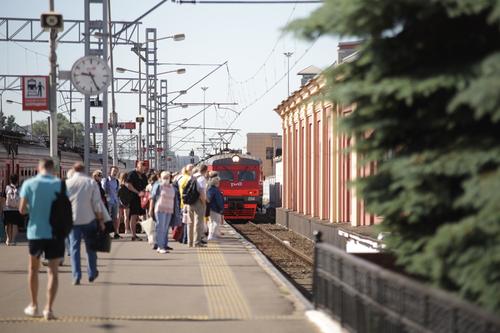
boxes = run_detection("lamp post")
[119,66,186,166]
[93,30,185,166]
[284,52,293,96]
[201,86,208,157]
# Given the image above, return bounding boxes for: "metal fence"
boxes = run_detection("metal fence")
[312,231,500,333]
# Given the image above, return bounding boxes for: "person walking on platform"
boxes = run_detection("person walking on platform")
[150,171,175,253]
[178,165,193,246]
[19,158,65,320]
[191,164,208,248]
[118,172,131,234]
[102,166,121,239]
[126,161,148,241]
[66,163,105,285]
[207,176,224,241]
[3,174,23,245]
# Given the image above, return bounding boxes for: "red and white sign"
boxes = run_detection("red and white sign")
[92,122,136,130]
[22,76,49,111]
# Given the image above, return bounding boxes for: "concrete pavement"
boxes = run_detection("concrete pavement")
[0,224,320,333]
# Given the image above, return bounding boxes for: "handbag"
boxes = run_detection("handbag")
[140,192,150,209]
[92,230,111,253]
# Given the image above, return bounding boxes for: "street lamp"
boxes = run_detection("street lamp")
[284,52,293,96]
[116,67,186,76]
[201,86,208,157]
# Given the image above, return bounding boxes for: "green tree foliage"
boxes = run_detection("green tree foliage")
[32,113,84,146]
[5,115,17,131]
[290,0,500,312]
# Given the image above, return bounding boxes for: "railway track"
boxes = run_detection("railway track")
[231,222,314,299]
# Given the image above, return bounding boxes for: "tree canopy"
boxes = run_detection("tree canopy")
[290,0,500,312]
[31,113,84,146]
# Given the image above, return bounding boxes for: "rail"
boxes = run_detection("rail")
[249,222,313,265]
[312,231,500,333]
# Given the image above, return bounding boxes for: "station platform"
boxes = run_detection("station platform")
[0,224,321,333]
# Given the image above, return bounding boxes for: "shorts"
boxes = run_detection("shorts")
[3,210,24,227]
[108,202,118,221]
[28,239,65,260]
[129,195,145,217]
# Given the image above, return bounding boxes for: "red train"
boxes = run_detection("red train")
[205,153,263,221]
[0,130,103,191]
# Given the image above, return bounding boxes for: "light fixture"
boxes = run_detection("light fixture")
[173,34,185,41]
[176,68,186,74]
[232,154,240,163]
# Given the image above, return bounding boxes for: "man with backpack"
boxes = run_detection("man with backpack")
[102,166,120,239]
[183,164,208,248]
[18,158,65,320]
[3,174,23,245]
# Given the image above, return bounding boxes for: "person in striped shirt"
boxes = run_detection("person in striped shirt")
[149,171,175,254]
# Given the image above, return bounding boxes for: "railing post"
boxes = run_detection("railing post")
[312,230,322,309]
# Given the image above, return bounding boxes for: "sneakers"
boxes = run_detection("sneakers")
[157,248,168,254]
[24,305,38,317]
[89,270,99,283]
[113,233,121,239]
[72,279,80,286]
[152,244,158,250]
[166,246,173,251]
[43,309,55,320]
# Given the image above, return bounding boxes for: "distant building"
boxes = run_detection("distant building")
[246,133,282,177]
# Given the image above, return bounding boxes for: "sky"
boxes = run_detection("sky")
[0,0,338,157]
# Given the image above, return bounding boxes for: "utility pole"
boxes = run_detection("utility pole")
[49,0,59,169]
[107,0,118,167]
[284,52,293,96]
[201,86,208,157]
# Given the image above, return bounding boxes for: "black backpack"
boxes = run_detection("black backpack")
[118,184,132,206]
[182,176,200,205]
[50,181,74,239]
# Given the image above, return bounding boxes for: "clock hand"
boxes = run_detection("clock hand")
[90,75,100,90]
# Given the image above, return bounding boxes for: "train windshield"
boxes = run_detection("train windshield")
[218,170,234,181]
[238,170,256,181]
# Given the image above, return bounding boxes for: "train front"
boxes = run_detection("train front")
[206,154,262,221]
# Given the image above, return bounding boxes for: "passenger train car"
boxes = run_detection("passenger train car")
[0,130,103,192]
[204,153,263,221]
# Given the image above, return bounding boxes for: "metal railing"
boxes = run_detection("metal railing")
[312,231,500,333]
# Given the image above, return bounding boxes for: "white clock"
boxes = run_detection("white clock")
[70,55,111,96]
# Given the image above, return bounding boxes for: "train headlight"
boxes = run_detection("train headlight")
[232,154,240,163]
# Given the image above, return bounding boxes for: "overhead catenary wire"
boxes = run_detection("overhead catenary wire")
[216,37,319,139]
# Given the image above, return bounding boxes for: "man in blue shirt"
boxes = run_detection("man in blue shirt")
[19,158,64,321]
[102,166,120,239]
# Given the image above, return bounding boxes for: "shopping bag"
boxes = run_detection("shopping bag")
[172,225,183,242]
[139,217,156,244]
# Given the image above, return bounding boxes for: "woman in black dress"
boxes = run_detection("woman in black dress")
[126,161,148,241]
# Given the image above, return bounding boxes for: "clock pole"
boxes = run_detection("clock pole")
[48,0,59,170]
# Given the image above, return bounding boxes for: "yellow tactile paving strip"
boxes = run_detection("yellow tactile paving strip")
[198,242,252,320]
[0,314,304,324]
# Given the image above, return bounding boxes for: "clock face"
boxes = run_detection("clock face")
[70,56,111,96]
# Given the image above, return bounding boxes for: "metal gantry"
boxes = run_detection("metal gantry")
[84,0,108,174]
[160,79,168,170]
[0,75,146,94]
[145,28,158,170]
[0,17,139,45]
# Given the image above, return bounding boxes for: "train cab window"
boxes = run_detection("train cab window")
[218,170,234,181]
[238,170,256,181]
